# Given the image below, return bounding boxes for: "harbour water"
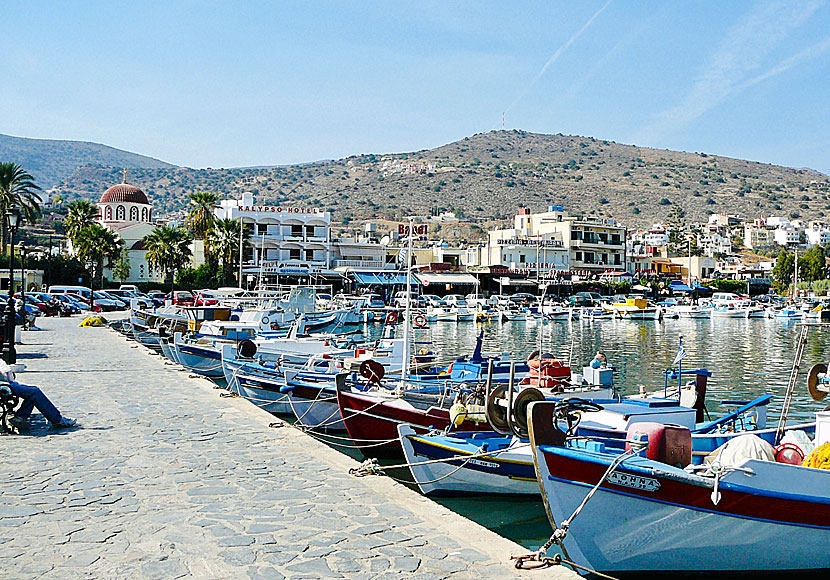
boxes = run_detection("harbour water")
[351,316,830,548]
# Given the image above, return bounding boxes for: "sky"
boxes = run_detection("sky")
[3,1,830,173]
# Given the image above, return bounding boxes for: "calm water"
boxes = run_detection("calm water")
[391,316,830,549]
[222,317,830,551]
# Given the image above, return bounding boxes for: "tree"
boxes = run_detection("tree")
[206,218,248,286]
[799,246,827,283]
[143,226,192,290]
[772,249,795,293]
[64,199,99,243]
[0,162,41,253]
[73,223,124,287]
[665,205,687,256]
[112,249,131,284]
[186,192,219,240]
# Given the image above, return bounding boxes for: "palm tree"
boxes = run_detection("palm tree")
[64,199,99,243]
[207,218,249,286]
[73,223,124,288]
[0,163,42,253]
[186,192,219,240]
[143,226,192,290]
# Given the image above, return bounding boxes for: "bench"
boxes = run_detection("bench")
[0,383,20,433]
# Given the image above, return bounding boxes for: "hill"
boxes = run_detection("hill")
[0,133,176,189]
[34,130,830,235]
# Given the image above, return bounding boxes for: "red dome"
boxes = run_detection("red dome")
[100,183,149,205]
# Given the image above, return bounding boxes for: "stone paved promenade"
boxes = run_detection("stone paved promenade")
[0,316,576,579]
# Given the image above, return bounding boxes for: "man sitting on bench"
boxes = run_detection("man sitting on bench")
[0,361,76,429]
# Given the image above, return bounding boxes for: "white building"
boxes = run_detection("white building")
[97,181,164,283]
[215,192,332,277]
[773,226,800,246]
[805,222,830,247]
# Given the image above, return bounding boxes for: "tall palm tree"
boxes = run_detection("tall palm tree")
[207,218,249,286]
[186,192,219,240]
[73,223,124,288]
[64,199,99,243]
[143,226,192,290]
[0,162,42,253]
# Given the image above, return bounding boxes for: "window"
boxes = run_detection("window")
[575,252,583,261]
[614,254,621,265]
[611,234,621,245]
[571,230,582,241]
[519,255,526,263]
[305,225,315,238]
[304,249,315,261]
[289,248,301,260]
[291,225,303,237]
[130,206,138,221]
[116,205,125,220]
[105,206,112,220]
[141,207,148,221]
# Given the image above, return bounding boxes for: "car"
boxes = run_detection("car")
[107,289,154,309]
[167,290,195,306]
[440,295,468,308]
[23,293,61,316]
[361,293,386,309]
[568,292,602,307]
[51,293,90,312]
[95,291,127,310]
[487,294,512,307]
[420,294,443,307]
[509,293,537,306]
[465,294,490,308]
[194,290,219,306]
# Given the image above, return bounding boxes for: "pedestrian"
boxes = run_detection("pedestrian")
[1,361,76,429]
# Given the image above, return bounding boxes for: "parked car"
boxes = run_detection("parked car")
[194,290,219,306]
[465,294,490,308]
[509,293,537,306]
[51,293,89,312]
[167,290,195,306]
[23,292,61,317]
[95,291,127,310]
[107,289,154,309]
[361,293,386,309]
[487,294,512,307]
[66,293,106,312]
[440,294,468,308]
[420,294,443,307]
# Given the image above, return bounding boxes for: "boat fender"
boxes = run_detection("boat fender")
[774,443,805,465]
[279,384,294,394]
[449,402,467,428]
[238,339,257,359]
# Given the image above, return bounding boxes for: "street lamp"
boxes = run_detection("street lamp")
[19,243,26,330]
[3,208,21,364]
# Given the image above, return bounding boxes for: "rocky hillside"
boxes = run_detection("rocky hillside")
[0,133,175,189]
[40,130,830,234]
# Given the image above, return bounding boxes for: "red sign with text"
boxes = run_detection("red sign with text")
[399,224,427,236]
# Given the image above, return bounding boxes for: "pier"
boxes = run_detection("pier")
[0,317,575,579]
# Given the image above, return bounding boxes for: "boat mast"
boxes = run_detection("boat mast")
[401,217,414,385]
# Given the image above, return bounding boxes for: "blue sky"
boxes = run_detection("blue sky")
[3,1,830,173]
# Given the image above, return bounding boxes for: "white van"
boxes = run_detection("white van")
[49,285,92,300]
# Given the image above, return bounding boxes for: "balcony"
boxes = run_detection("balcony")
[334,260,392,270]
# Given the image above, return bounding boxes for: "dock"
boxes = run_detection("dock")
[0,316,577,579]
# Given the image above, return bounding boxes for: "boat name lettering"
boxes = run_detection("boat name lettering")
[607,472,661,492]
[467,458,499,469]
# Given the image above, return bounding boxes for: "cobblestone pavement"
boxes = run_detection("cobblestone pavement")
[0,317,575,579]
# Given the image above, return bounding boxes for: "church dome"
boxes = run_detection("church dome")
[100,183,149,205]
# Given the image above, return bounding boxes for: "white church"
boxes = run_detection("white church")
[98,179,165,284]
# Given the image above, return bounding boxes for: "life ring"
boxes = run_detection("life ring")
[262,316,270,325]
[414,314,427,328]
[385,311,398,324]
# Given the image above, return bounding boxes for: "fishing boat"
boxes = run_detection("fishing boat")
[609,297,662,320]
[671,304,711,319]
[527,399,830,574]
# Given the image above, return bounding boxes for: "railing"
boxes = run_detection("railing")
[334,260,392,269]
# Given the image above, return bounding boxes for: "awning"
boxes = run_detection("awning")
[414,272,479,286]
[352,272,415,286]
[669,282,694,292]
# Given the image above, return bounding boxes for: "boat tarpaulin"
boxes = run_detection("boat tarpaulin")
[414,272,479,286]
[352,272,415,286]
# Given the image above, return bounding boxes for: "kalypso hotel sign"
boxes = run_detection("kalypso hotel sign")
[239,206,322,214]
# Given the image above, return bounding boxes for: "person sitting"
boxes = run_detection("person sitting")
[0,361,76,429]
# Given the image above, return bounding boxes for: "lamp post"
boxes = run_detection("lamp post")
[3,208,21,364]
[19,243,26,330]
